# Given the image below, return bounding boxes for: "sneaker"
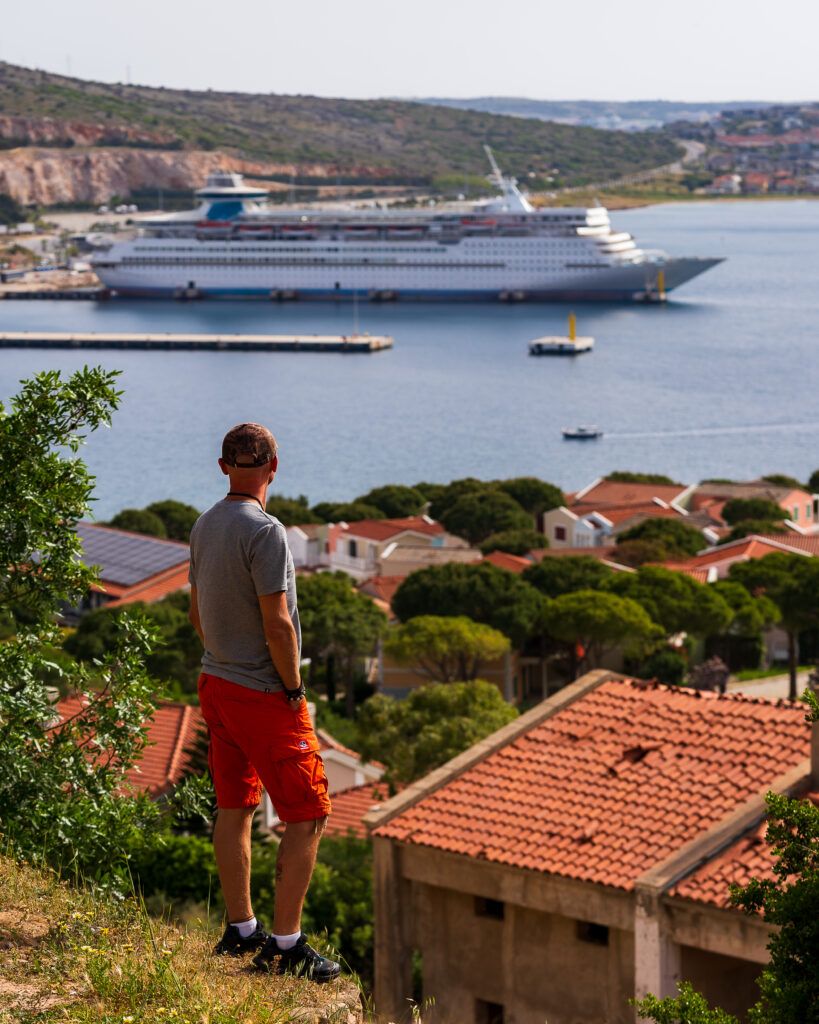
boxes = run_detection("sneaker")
[252,933,341,983]
[213,921,269,957]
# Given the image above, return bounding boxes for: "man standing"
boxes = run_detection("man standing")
[188,422,339,982]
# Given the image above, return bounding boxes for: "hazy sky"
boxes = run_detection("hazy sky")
[3,0,816,102]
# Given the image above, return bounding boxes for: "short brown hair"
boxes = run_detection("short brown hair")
[221,423,277,468]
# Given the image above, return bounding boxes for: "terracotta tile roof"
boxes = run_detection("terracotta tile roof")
[756,533,819,555]
[325,781,394,838]
[685,536,812,570]
[102,565,191,607]
[573,480,689,509]
[57,696,205,798]
[337,516,444,543]
[358,575,407,616]
[374,679,809,890]
[671,786,819,908]
[481,551,533,574]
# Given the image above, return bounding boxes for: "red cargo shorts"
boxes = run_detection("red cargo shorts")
[198,672,331,823]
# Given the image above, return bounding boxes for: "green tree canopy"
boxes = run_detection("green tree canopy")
[265,493,323,525]
[64,591,203,698]
[392,562,544,647]
[721,497,785,525]
[439,489,531,545]
[354,484,426,518]
[617,518,704,558]
[494,477,563,519]
[614,538,674,568]
[721,519,787,544]
[711,580,780,637]
[479,528,546,556]
[145,499,200,541]
[605,471,681,485]
[311,500,384,523]
[606,566,733,638]
[107,507,167,538]
[522,555,615,598]
[762,473,805,490]
[385,615,510,682]
[297,571,387,712]
[426,477,489,520]
[541,590,662,676]
[0,368,166,883]
[808,469,819,493]
[356,680,518,783]
[729,553,819,699]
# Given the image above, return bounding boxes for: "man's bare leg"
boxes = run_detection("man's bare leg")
[273,817,327,935]
[213,806,256,922]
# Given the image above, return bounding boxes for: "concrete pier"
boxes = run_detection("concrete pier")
[0,331,394,353]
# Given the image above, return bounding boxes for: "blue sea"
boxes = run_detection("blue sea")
[2,199,818,519]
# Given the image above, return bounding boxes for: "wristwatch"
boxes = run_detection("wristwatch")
[284,682,306,703]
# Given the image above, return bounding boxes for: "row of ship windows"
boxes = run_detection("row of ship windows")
[120,258,508,269]
[136,242,590,255]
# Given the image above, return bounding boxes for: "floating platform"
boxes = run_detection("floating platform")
[529,335,594,356]
[0,331,393,353]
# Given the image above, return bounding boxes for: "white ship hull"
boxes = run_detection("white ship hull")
[90,168,724,302]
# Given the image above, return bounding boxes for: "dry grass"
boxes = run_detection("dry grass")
[0,855,363,1024]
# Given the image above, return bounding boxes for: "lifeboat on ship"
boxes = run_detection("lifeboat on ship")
[386,225,425,239]
[279,224,320,240]
[343,225,379,240]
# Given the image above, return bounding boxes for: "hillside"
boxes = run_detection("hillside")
[0,62,682,206]
[417,97,776,130]
[0,855,363,1022]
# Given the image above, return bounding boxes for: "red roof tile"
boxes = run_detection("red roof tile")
[374,680,809,890]
[572,480,689,509]
[325,781,394,838]
[337,516,444,543]
[57,696,205,798]
[671,787,819,908]
[359,575,407,613]
[482,551,533,574]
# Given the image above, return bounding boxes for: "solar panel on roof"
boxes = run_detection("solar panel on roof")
[76,523,189,587]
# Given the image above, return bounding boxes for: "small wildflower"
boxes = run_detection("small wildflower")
[71,912,83,920]
[101,927,110,936]
[160,948,173,957]
[122,1016,135,1023]
[80,945,94,953]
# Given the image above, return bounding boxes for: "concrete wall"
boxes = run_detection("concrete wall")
[680,945,762,1022]
[413,883,634,1024]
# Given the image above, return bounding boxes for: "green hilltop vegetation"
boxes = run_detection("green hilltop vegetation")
[0,62,682,188]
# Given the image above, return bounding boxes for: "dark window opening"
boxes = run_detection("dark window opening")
[475,999,504,1024]
[555,525,567,541]
[474,896,505,920]
[576,920,609,946]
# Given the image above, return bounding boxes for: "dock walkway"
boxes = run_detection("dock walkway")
[0,331,393,353]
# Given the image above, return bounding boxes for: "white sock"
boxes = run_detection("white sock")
[230,916,257,938]
[274,930,301,950]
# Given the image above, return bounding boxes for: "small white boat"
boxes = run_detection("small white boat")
[529,312,594,356]
[562,425,603,440]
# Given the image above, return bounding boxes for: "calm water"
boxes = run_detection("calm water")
[2,200,819,519]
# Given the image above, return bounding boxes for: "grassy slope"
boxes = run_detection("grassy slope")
[0,63,681,185]
[0,855,362,1023]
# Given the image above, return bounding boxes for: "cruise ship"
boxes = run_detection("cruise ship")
[90,158,723,302]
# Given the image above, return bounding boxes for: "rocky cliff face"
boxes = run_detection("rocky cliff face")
[0,114,177,147]
[0,147,311,206]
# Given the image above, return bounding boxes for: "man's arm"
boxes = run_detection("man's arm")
[258,591,301,692]
[188,584,204,644]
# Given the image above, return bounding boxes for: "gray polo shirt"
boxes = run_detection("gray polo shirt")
[188,500,300,693]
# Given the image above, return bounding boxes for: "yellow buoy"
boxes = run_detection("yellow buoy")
[568,311,576,341]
